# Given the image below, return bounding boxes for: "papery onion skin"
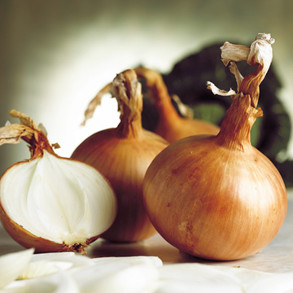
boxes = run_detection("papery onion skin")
[72,69,169,242]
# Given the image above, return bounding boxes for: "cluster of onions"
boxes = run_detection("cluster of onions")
[143,33,287,260]
[82,67,219,143]
[134,67,220,142]
[72,69,168,242]
[0,110,117,253]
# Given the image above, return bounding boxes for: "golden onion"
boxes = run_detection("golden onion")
[143,33,287,261]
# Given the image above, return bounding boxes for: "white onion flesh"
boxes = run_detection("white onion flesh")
[0,249,34,289]
[0,150,117,245]
[71,259,160,293]
[2,249,293,292]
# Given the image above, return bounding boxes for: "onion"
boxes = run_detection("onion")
[143,33,287,261]
[134,67,220,142]
[71,69,168,242]
[0,110,117,253]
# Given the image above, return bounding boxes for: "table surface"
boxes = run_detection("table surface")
[1,190,293,274]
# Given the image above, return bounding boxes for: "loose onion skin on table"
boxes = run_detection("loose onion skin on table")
[72,69,169,243]
[143,33,287,261]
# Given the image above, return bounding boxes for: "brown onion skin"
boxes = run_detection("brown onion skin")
[72,128,168,242]
[143,133,287,261]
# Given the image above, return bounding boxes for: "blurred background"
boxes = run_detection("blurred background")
[1,0,293,183]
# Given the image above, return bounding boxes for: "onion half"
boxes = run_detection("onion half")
[0,110,117,253]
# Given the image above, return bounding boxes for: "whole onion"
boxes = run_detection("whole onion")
[72,69,168,242]
[143,33,287,261]
[134,67,220,142]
